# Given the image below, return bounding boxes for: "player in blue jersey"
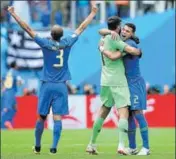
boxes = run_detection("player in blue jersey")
[99,23,150,155]
[1,61,23,130]
[8,2,98,154]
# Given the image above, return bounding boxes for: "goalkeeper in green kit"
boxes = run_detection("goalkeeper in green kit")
[86,16,141,155]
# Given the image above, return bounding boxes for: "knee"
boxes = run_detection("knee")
[53,115,62,121]
[38,115,47,121]
[133,110,143,115]
[99,106,111,119]
[119,112,129,119]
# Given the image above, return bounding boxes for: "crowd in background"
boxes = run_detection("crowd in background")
[1,0,175,28]
[1,1,175,96]
[22,83,175,96]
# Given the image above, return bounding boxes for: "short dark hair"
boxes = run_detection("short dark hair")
[51,25,63,41]
[107,16,121,30]
[10,61,17,68]
[125,23,136,33]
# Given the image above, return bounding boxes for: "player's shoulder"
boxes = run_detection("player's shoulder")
[126,39,138,48]
[8,68,16,76]
[104,34,111,40]
[61,32,78,41]
[36,34,51,41]
[104,35,118,44]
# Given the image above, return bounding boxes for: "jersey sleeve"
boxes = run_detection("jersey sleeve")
[60,33,78,48]
[33,35,49,48]
[126,40,138,48]
[115,40,128,52]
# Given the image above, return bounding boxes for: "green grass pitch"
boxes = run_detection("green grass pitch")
[1,128,175,159]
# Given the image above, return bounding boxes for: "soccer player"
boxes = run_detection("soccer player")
[99,23,150,155]
[1,61,23,130]
[7,2,98,154]
[86,16,141,155]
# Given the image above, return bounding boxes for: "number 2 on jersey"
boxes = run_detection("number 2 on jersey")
[53,49,64,68]
[134,95,139,104]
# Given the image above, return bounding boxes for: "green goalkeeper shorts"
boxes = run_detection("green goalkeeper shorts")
[100,86,131,109]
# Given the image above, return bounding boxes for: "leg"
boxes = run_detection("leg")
[133,110,150,155]
[34,115,46,154]
[117,106,129,154]
[50,115,62,154]
[111,86,131,155]
[1,108,14,130]
[2,95,17,130]
[126,110,139,155]
[50,82,69,154]
[87,86,113,154]
[33,81,52,154]
[86,105,111,154]
[128,111,137,149]
[90,105,111,144]
[130,77,150,155]
[4,109,16,130]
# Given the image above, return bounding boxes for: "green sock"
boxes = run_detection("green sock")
[118,118,128,146]
[90,118,104,144]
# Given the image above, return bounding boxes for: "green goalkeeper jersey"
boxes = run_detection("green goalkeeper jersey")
[100,35,128,86]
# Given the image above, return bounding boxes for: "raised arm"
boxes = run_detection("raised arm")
[7,6,36,38]
[99,28,112,36]
[75,1,98,35]
[99,28,119,40]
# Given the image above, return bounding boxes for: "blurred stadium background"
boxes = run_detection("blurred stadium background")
[1,1,175,159]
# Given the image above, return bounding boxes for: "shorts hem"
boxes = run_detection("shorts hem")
[116,104,130,109]
[52,112,69,116]
[130,108,146,111]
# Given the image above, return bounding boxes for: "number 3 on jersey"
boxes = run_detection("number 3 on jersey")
[53,49,64,68]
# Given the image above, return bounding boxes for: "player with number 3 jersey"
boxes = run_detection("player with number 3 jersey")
[8,1,98,154]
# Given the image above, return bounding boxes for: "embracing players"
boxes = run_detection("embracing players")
[98,22,150,155]
[86,16,142,155]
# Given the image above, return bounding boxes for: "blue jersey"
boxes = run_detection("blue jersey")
[123,39,146,110]
[34,33,78,82]
[2,68,19,110]
[3,68,19,93]
[123,39,141,78]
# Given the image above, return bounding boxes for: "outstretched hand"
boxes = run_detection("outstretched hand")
[7,6,15,14]
[90,0,98,13]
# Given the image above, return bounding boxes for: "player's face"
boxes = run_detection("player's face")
[121,25,133,41]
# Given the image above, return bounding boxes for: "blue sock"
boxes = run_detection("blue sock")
[134,113,149,149]
[51,120,62,149]
[128,115,136,149]
[35,120,44,147]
